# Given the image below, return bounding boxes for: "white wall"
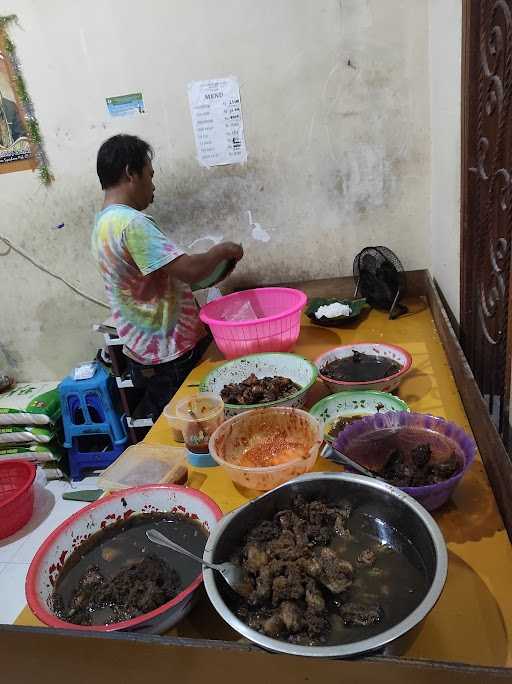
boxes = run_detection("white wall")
[429,0,462,320]
[0,0,432,380]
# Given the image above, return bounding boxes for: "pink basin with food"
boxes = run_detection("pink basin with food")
[26,484,222,633]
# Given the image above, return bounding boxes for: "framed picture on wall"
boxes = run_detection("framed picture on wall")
[0,31,34,174]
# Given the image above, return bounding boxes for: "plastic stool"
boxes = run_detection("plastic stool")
[59,363,125,449]
[68,434,127,481]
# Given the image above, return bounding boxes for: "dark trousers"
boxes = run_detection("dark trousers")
[126,334,212,421]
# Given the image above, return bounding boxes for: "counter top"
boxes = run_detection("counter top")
[16,299,512,667]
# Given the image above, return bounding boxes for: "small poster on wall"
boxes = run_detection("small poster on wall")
[106,92,145,117]
[187,76,247,167]
[0,48,32,168]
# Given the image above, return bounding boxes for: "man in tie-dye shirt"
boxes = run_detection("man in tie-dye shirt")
[92,134,243,419]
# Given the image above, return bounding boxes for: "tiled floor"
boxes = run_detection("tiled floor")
[0,472,98,625]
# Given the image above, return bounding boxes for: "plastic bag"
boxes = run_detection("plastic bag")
[0,383,60,425]
[221,299,258,322]
[0,442,63,462]
[0,424,57,444]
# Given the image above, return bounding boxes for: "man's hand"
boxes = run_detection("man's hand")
[164,241,244,285]
[216,242,243,262]
[210,242,244,261]
[209,242,243,284]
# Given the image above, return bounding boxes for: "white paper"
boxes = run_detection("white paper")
[188,77,247,167]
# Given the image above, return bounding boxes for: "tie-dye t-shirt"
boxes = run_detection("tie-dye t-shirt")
[92,204,206,364]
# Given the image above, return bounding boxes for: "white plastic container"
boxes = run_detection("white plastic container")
[98,443,187,492]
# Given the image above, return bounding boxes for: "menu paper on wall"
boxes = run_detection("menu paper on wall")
[188,77,247,167]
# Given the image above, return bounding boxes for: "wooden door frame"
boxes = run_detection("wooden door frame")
[459,0,476,351]
[459,0,512,445]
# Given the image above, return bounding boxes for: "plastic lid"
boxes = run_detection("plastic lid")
[98,443,187,492]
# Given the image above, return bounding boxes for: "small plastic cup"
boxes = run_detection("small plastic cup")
[163,404,185,443]
[170,393,224,454]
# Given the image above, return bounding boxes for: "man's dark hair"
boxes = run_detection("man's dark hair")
[96,134,153,189]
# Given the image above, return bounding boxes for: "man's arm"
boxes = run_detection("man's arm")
[164,242,243,284]
[123,214,243,283]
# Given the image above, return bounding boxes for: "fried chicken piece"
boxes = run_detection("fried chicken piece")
[333,500,352,524]
[246,609,284,638]
[410,443,431,469]
[302,524,332,547]
[267,530,304,561]
[253,565,273,604]
[316,547,353,594]
[247,520,280,543]
[428,452,460,483]
[357,549,376,567]
[280,601,303,633]
[244,544,268,573]
[262,611,285,637]
[301,555,322,579]
[274,509,296,530]
[305,578,326,614]
[382,449,405,477]
[69,566,104,612]
[305,610,330,639]
[79,565,103,589]
[307,500,331,526]
[303,549,353,593]
[271,564,305,604]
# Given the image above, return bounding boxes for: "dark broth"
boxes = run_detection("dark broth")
[325,515,427,645]
[52,512,207,626]
[321,352,402,382]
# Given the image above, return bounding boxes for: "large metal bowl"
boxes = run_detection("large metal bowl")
[203,472,447,658]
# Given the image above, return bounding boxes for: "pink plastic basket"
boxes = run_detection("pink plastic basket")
[199,287,307,359]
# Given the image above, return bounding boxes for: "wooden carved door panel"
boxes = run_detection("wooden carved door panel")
[461,0,512,450]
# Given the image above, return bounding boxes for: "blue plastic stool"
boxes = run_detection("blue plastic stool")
[68,434,127,481]
[59,363,126,449]
[59,363,128,480]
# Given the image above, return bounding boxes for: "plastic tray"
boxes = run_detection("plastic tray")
[98,443,187,492]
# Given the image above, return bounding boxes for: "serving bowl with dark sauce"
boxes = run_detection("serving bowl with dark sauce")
[321,351,401,383]
[315,343,412,394]
[26,485,222,633]
[335,412,477,511]
[51,511,208,627]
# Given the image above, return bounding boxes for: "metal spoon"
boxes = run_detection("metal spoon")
[322,443,381,480]
[146,529,246,593]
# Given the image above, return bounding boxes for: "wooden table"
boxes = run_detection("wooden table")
[16,298,512,668]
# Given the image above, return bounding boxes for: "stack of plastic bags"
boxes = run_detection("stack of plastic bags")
[0,383,65,479]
